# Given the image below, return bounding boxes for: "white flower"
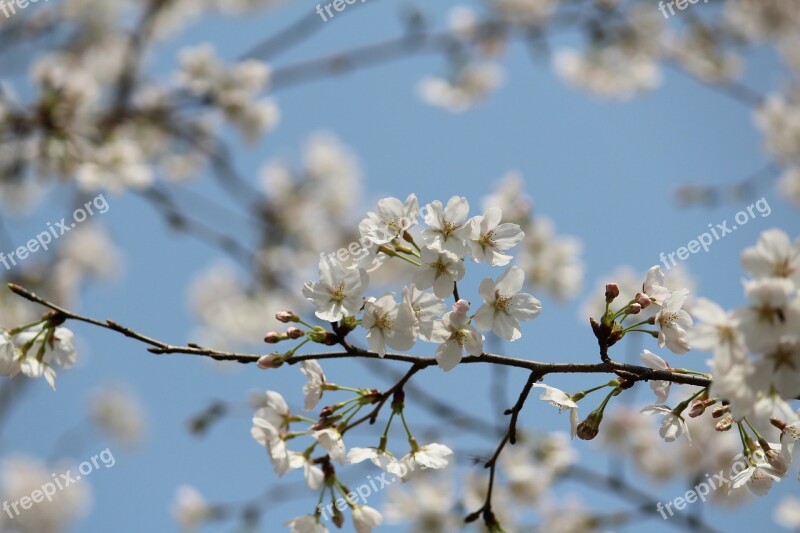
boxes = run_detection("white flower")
[391,443,454,480]
[655,290,693,354]
[473,266,541,341]
[417,63,504,113]
[359,194,419,245]
[288,452,324,489]
[780,420,800,463]
[301,360,326,412]
[532,384,579,438]
[352,505,383,533]
[429,301,484,371]
[361,293,417,357]
[640,405,691,444]
[0,330,19,378]
[775,497,800,529]
[731,463,782,496]
[687,298,747,371]
[75,138,153,193]
[642,265,672,306]
[302,257,369,322]
[741,228,800,286]
[413,246,465,299]
[251,411,291,475]
[12,325,78,390]
[421,196,471,256]
[402,286,446,342]
[285,514,328,533]
[88,385,146,447]
[346,447,397,471]
[313,428,346,464]
[639,350,671,403]
[752,336,800,401]
[468,207,524,266]
[172,485,213,533]
[735,278,800,354]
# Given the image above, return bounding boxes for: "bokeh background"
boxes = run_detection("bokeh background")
[2,0,799,531]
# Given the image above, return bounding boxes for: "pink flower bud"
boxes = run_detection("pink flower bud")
[636,293,652,309]
[264,332,283,344]
[257,354,282,369]
[604,283,620,302]
[286,327,304,339]
[628,303,642,315]
[453,299,470,314]
[276,311,299,323]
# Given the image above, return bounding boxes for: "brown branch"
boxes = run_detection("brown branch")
[6,283,713,387]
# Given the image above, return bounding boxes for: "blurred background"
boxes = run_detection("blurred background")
[0,0,799,531]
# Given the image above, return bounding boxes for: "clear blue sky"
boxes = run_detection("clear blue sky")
[4,0,800,532]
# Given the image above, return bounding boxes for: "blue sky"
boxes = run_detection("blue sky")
[3,0,800,531]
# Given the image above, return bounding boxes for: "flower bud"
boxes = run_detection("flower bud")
[711,405,730,418]
[604,283,620,303]
[264,332,284,344]
[715,415,733,431]
[257,354,283,369]
[689,398,717,418]
[286,327,304,339]
[765,448,789,475]
[453,299,470,314]
[275,311,299,323]
[636,293,652,309]
[576,412,603,441]
[628,303,642,315]
[770,417,787,432]
[332,505,345,528]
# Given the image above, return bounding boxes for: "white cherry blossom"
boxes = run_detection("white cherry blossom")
[468,207,524,266]
[300,360,326,411]
[413,246,465,299]
[361,293,417,357]
[402,286,446,342]
[421,196,471,256]
[302,257,369,322]
[655,290,693,354]
[473,266,541,341]
[429,301,484,371]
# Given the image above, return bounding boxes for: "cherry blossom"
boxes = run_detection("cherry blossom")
[429,301,484,371]
[473,266,541,341]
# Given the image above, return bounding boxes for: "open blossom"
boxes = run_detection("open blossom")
[532,384,579,438]
[687,298,747,371]
[731,462,783,496]
[780,419,800,463]
[312,428,346,464]
[642,265,671,306]
[286,514,328,533]
[413,246,465,299]
[639,350,671,403]
[361,293,417,357]
[352,505,383,533]
[753,336,800,400]
[0,330,17,377]
[7,325,78,390]
[468,207,524,266]
[301,360,326,411]
[251,409,292,475]
[655,290,693,354]
[421,196,471,256]
[346,447,397,471]
[429,301,483,371]
[740,228,800,286]
[474,266,541,341]
[172,485,213,533]
[402,286,446,342]
[302,257,369,322]
[640,405,691,444]
[390,443,454,480]
[735,278,800,354]
[359,194,419,245]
